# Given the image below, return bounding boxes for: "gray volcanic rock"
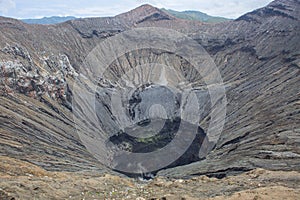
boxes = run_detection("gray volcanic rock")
[158,0,300,178]
[0,0,299,178]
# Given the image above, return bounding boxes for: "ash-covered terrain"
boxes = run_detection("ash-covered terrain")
[0,0,299,199]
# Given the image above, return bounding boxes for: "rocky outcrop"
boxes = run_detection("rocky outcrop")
[237,0,299,22]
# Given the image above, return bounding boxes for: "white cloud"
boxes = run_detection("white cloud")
[71,5,130,17]
[0,0,16,14]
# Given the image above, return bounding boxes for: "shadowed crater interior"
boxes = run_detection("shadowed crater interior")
[96,84,208,177]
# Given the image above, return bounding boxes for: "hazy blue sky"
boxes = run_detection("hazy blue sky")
[0,0,274,19]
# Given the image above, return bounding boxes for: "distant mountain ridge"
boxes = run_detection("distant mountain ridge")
[22,16,76,24]
[20,8,230,25]
[161,8,231,23]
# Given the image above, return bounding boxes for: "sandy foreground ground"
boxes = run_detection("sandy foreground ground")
[0,156,299,200]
